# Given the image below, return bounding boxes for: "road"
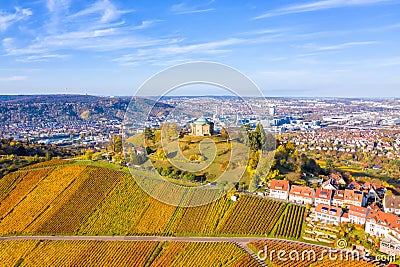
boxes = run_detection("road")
[0,235,266,243]
[0,235,330,249]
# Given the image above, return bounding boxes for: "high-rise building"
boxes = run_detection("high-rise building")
[269,106,276,117]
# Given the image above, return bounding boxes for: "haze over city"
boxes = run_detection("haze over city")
[0,0,400,97]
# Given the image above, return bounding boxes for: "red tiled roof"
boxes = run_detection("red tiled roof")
[289,185,314,199]
[344,189,364,203]
[385,195,400,209]
[367,210,400,232]
[315,188,333,199]
[270,179,289,191]
[349,205,368,218]
[333,190,345,200]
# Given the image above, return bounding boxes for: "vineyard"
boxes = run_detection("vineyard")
[0,165,87,234]
[20,159,72,170]
[0,161,378,266]
[217,195,286,236]
[0,240,260,267]
[272,204,305,239]
[0,168,54,217]
[166,195,234,235]
[248,240,378,267]
[0,165,123,235]
[0,161,305,238]
[26,167,122,234]
[0,171,27,200]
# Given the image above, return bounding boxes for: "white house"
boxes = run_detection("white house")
[384,195,400,215]
[343,189,367,207]
[332,190,345,207]
[289,185,315,205]
[321,178,339,190]
[315,204,343,225]
[380,236,400,257]
[365,210,400,241]
[315,188,333,206]
[348,205,369,225]
[269,180,290,201]
[330,173,346,186]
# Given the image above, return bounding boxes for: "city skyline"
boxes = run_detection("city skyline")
[0,0,400,97]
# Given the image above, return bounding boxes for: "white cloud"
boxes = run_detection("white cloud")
[0,75,27,82]
[46,0,70,12]
[113,38,243,66]
[296,41,379,51]
[2,1,165,62]
[131,20,161,30]
[253,0,392,19]
[69,0,133,23]
[0,7,32,31]
[171,1,215,15]
[17,54,69,62]
[316,41,379,50]
[239,28,291,36]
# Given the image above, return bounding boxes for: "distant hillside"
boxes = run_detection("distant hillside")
[0,94,174,123]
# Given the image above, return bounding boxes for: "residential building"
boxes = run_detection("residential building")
[288,185,315,205]
[364,182,386,203]
[315,204,343,225]
[343,189,367,207]
[380,237,400,257]
[269,180,290,200]
[348,181,362,191]
[348,205,369,225]
[332,190,345,207]
[384,195,400,215]
[330,173,346,186]
[321,178,339,190]
[341,212,349,223]
[365,210,400,246]
[315,188,333,206]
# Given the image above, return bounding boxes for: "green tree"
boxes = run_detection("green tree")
[144,127,155,144]
[85,149,93,160]
[325,159,334,173]
[112,135,123,154]
[45,152,52,161]
[130,152,147,165]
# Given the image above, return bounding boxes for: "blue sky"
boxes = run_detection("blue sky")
[0,0,400,97]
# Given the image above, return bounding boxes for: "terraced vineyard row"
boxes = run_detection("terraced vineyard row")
[0,165,87,234]
[78,174,153,235]
[20,159,73,170]
[248,240,378,267]
[167,194,233,235]
[217,195,287,235]
[152,242,260,266]
[0,240,260,267]
[26,167,122,234]
[272,204,305,239]
[0,168,54,218]
[0,171,27,201]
